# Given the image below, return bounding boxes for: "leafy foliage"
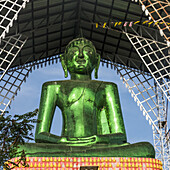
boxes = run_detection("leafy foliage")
[0,109,39,170]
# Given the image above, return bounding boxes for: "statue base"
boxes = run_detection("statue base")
[17,142,155,158]
[7,157,162,170]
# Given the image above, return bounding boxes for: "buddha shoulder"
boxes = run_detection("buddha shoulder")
[41,80,66,92]
[91,80,118,89]
[42,80,71,86]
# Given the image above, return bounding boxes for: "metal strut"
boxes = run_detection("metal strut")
[154,79,170,169]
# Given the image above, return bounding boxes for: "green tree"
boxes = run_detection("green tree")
[0,109,38,170]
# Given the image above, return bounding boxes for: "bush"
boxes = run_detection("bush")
[0,109,38,170]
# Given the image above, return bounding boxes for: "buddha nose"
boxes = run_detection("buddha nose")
[78,50,84,58]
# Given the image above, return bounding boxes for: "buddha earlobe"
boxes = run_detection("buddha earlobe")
[60,54,68,78]
[95,53,101,79]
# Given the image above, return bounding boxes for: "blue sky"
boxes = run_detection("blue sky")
[8,62,154,145]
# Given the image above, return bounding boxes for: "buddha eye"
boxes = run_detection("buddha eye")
[74,51,79,55]
[87,51,93,55]
[83,46,94,55]
[84,50,93,55]
[69,50,78,55]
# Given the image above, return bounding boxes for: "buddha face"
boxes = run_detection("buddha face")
[65,40,98,75]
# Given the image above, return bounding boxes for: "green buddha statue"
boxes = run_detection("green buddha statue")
[18,38,155,158]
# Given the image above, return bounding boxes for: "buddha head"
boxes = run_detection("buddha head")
[60,38,100,79]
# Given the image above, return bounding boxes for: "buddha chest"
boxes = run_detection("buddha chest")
[57,81,102,137]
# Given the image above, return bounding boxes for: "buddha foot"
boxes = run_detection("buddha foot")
[17,142,155,158]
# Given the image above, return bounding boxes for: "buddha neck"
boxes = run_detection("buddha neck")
[70,73,91,81]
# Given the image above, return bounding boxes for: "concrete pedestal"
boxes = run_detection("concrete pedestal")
[6,157,163,170]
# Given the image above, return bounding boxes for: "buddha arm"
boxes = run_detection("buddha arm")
[35,82,60,143]
[104,83,127,139]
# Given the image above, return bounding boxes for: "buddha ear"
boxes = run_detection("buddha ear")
[95,53,101,79]
[60,54,68,78]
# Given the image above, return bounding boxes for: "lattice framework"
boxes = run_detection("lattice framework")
[0,34,27,81]
[0,0,29,43]
[138,0,170,45]
[0,0,30,115]
[0,0,169,169]
[124,26,170,102]
[126,1,170,168]
[122,24,169,169]
[0,66,32,115]
[101,56,169,170]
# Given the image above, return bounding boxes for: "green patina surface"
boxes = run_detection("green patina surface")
[18,38,155,158]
